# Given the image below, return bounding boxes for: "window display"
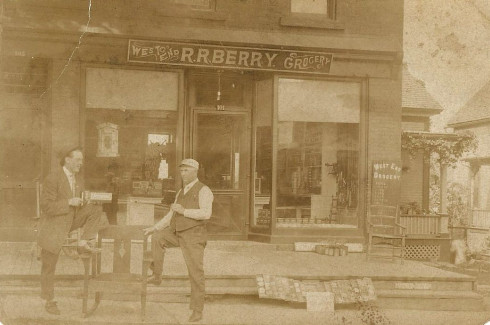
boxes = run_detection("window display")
[84,108,177,224]
[275,78,361,228]
[85,109,177,197]
[85,67,179,198]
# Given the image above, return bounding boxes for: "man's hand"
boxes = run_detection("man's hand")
[171,203,185,214]
[143,226,156,236]
[68,197,83,207]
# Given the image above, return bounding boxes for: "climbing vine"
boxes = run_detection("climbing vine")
[401,131,477,166]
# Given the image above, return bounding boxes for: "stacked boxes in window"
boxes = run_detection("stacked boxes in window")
[257,209,271,225]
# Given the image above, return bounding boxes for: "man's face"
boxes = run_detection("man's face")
[179,166,198,185]
[65,150,83,174]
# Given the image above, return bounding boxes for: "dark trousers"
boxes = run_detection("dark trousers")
[40,204,107,301]
[151,225,207,312]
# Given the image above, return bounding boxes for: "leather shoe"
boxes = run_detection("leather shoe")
[147,274,162,285]
[188,310,202,322]
[45,300,60,315]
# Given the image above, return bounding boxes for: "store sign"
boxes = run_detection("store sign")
[128,40,333,74]
[371,160,402,206]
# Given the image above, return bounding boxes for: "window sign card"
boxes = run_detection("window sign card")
[96,123,119,157]
[158,159,169,179]
[371,160,401,206]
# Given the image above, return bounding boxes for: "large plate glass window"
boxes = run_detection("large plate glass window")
[85,68,179,224]
[275,78,360,228]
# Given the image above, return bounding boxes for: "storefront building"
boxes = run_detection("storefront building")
[0,0,404,243]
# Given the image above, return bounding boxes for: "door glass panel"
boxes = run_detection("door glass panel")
[193,111,250,235]
[193,75,245,107]
[194,113,247,190]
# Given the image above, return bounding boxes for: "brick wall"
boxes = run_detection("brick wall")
[50,60,81,171]
[214,0,404,38]
[3,0,404,44]
[368,78,402,161]
[366,77,403,206]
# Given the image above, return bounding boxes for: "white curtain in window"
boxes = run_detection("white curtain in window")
[86,68,178,111]
[278,79,360,123]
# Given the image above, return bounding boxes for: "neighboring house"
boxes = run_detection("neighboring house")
[399,65,453,261]
[400,65,443,211]
[448,81,490,229]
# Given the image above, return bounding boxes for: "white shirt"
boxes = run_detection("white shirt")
[154,178,214,231]
[63,166,76,196]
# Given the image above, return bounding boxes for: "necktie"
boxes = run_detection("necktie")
[71,175,76,196]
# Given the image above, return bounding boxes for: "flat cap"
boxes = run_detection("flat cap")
[178,158,199,169]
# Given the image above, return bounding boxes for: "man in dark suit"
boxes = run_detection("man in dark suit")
[143,158,213,323]
[38,147,108,315]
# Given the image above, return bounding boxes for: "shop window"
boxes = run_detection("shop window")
[85,109,177,197]
[84,68,179,224]
[275,78,360,228]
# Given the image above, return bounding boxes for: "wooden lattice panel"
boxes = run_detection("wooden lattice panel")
[405,245,440,260]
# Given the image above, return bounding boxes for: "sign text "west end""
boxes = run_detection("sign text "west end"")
[128,40,333,74]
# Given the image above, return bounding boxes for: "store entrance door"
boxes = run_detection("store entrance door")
[191,109,251,239]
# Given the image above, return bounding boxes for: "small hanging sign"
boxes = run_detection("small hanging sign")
[97,122,119,158]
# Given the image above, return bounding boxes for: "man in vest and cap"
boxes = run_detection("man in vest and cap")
[144,158,214,323]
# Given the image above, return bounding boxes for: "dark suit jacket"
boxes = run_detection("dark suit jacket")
[37,167,83,254]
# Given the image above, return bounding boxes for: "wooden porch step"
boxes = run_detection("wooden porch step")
[0,274,476,292]
[374,279,474,291]
[0,276,482,311]
[377,289,485,311]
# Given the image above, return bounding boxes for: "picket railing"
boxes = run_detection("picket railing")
[470,209,490,229]
[399,214,442,236]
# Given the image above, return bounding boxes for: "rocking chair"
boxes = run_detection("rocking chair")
[366,205,406,263]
